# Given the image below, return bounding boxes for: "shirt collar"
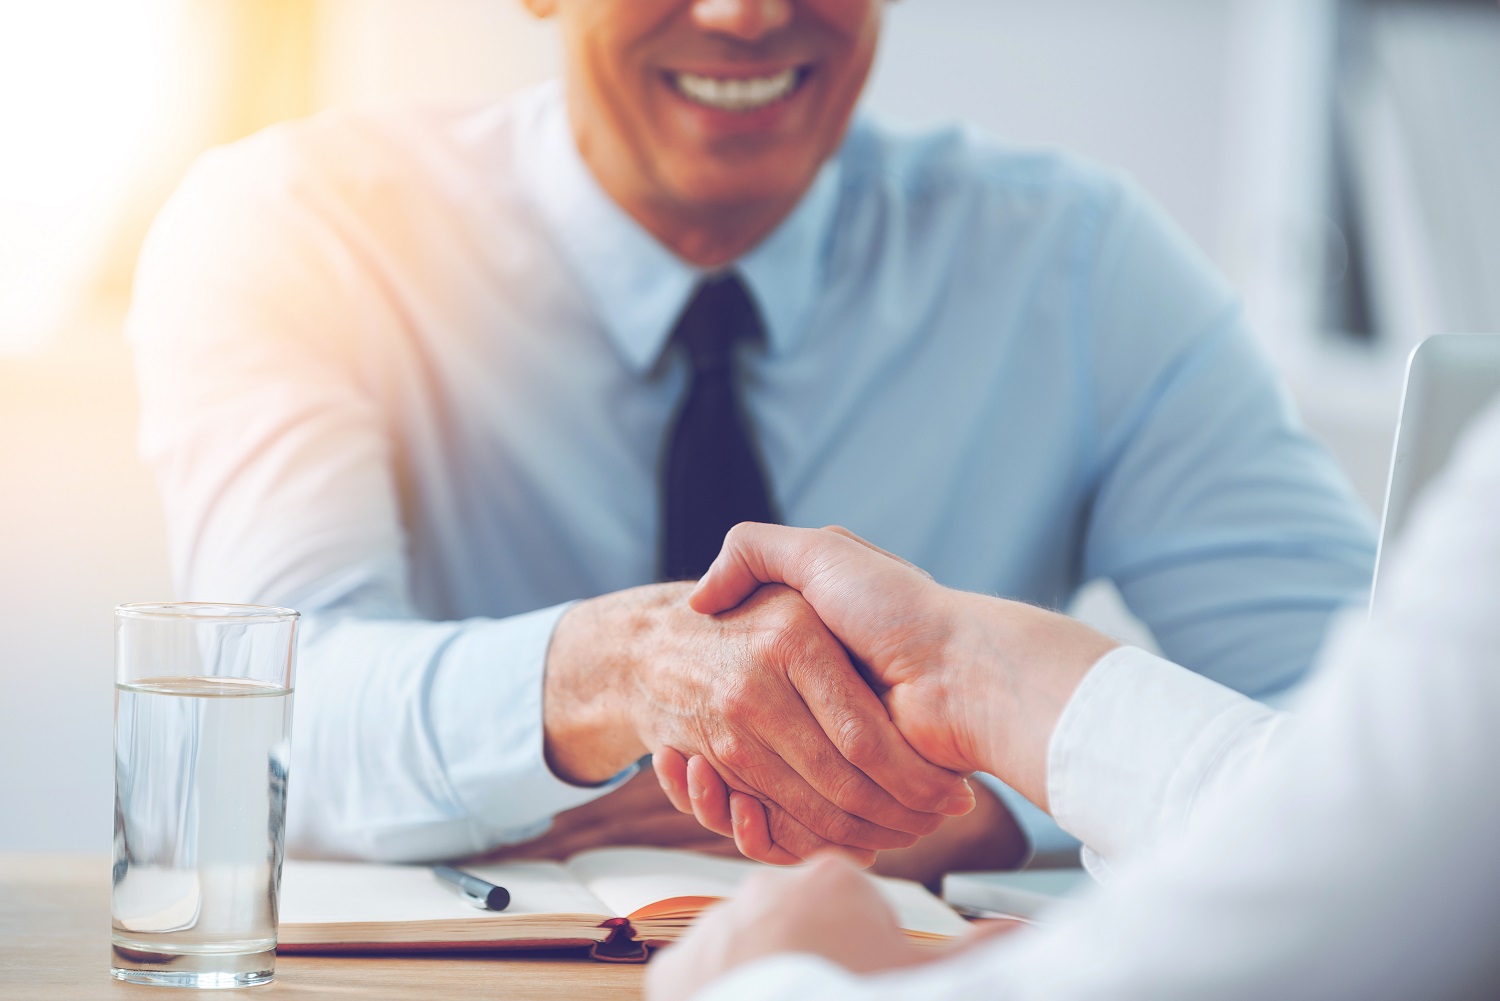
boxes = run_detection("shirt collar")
[520,81,842,374]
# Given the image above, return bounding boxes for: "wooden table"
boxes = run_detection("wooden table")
[0,857,644,999]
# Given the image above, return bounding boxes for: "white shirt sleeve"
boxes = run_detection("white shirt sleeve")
[976,641,1290,870]
[1047,645,1287,881]
[127,140,631,862]
[693,398,1500,1000]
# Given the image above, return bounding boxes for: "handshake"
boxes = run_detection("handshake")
[542,524,1119,867]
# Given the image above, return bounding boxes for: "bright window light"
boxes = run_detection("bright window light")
[0,0,169,350]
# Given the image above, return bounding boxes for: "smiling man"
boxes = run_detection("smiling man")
[127,0,1375,876]
[545,0,877,265]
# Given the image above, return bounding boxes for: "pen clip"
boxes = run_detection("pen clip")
[460,890,493,910]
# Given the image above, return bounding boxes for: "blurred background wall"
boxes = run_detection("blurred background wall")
[2,0,1496,851]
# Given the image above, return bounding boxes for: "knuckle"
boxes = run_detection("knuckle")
[832,715,887,772]
[761,615,823,673]
[755,585,812,627]
[713,733,756,774]
[761,602,806,643]
[758,631,802,678]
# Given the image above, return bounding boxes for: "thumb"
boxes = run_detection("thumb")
[689,522,827,614]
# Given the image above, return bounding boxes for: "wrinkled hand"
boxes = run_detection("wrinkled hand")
[478,764,1019,886]
[695,526,983,772]
[660,525,1117,851]
[544,582,974,866]
[481,761,1022,889]
[645,853,1023,1001]
[652,751,1027,887]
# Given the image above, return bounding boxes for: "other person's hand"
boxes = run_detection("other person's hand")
[645,854,924,1001]
[645,853,1022,1001]
[543,581,975,866]
[665,525,1119,854]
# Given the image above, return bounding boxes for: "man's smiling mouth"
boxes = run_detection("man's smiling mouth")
[667,68,807,112]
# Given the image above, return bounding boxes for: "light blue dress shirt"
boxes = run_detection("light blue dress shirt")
[128,81,1376,862]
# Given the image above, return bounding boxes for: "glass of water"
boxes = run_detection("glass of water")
[111,603,299,989]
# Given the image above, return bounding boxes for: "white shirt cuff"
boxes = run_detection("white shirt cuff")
[429,601,637,844]
[1046,646,1279,871]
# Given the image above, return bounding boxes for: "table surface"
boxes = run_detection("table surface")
[0,856,645,1000]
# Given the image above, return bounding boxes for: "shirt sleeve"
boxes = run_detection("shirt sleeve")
[126,136,630,862]
[1080,178,1377,699]
[1046,646,1285,880]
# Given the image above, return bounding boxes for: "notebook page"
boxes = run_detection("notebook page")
[877,876,974,937]
[565,848,752,918]
[565,848,971,936]
[279,860,612,924]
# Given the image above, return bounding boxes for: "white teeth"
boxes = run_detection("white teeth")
[672,69,799,111]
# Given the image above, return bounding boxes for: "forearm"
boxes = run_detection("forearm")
[939,595,1288,870]
[926,589,1295,871]
[938,591,1117,811]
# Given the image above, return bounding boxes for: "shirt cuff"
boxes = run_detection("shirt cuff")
[693,954,863,1001]
[429,601,637,844]
[1046,646,1278,869]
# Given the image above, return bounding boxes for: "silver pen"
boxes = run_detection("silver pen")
[432,865,511,911]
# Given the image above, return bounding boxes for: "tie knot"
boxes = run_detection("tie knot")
[672,274,764,374]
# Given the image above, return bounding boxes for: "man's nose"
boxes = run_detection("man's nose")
[690,0,794,41]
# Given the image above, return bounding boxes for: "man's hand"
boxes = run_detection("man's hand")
[471,771,741,863]
[542,581,974,865]
[667,524,1119,857]
[482,767,1023,889]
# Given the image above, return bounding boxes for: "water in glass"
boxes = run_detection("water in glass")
[112,676,292,988]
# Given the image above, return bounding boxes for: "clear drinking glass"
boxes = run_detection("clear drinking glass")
[111,603,299,989]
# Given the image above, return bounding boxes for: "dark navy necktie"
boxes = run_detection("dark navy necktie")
[660,274,779,581]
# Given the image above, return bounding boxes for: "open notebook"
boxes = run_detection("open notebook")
[279,847,971,962]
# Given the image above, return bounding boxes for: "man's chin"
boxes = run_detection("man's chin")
[649,142,821,203]
[660,168,819,219]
